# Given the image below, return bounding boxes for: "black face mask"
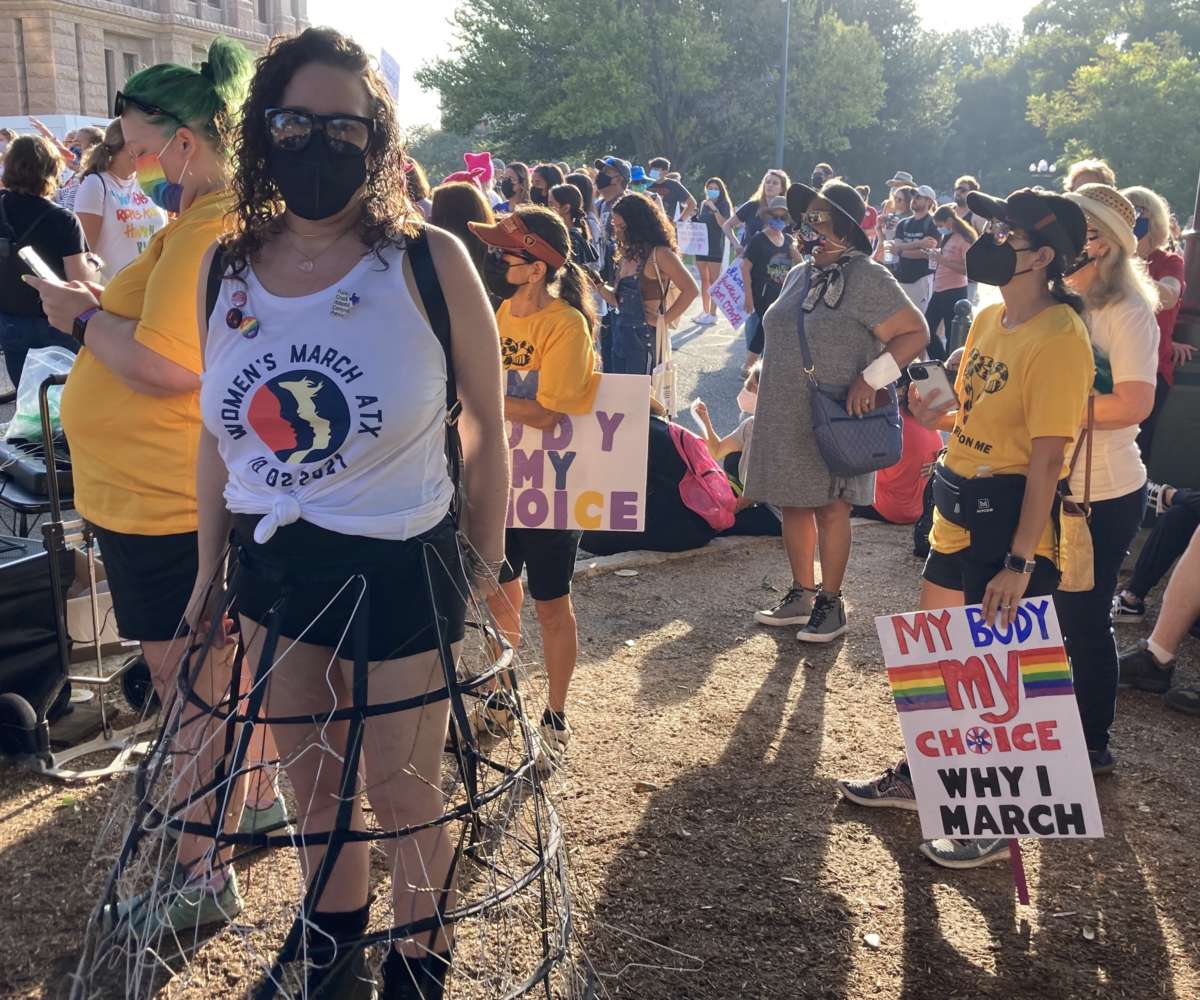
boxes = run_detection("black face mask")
[500,177,516,199]
[531,187,548,206]
[594,172,612,190]
[483,252,522,300]
[266,133,366,222]
[965,234,1038,287]
[811,173,826,187]
[954,193,968,207]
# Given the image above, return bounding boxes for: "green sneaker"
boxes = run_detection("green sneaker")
[101,869,243,936]
[239,796,291,836]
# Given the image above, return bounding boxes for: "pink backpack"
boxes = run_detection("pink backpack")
[668,423,737,532]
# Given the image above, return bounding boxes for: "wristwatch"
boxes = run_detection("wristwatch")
[1004,552,1037,574]
[72,306,99,345]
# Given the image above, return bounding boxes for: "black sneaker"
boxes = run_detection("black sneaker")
[1117,639,1175,693]
[1164,686,1200,716]
[1111,591,1146,624]
[796,592,848,644]
[1090,748,1116,775]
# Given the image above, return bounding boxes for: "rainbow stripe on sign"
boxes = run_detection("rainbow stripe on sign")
[1019,646,1074,698]
[887,663,950,713]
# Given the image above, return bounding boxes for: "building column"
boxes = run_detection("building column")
[78,24,108,117]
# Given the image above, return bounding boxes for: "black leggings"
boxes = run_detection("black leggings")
[1127,488,1200,598]
[1053,485,1147,753]
[924,288,967,361]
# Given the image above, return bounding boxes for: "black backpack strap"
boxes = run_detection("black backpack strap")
[205,245,226,322]
[407,225,459,422]
[406,226,464,517]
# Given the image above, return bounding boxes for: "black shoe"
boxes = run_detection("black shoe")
[381,949,451,1000]
[299,905,376,1000]
[1117,640,1174,693]
[1164,686,1200,716]
[1089,748,1116,775]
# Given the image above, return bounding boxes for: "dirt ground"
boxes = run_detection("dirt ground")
[1,521,1198,999]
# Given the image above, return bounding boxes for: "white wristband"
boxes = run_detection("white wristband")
[862,352,902,391]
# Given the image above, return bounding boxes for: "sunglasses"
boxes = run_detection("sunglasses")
[488,246,536,266]
[985,221,1036,250]
[264,107,375,156]
[803,210,833,225]
[113,91,186,126]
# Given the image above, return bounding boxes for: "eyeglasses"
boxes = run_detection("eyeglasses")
[264,107,375,156]
[803,210,833,225]
[488,246,536,266]
[985,221,1035,250]
[113,91,186,126]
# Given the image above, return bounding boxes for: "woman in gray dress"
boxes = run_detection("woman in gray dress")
[747,181,928,642]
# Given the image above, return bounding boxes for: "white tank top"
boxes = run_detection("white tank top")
[198,243,454,544]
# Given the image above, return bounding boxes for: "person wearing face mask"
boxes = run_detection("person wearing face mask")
[530,162,564,207]
[25,37,291,933]
[839,188,1094,871]
[0,136,95,387]
[811,162,834,189]
[725,169,791,370]
[1056,183,1160,773]
[471,206,600,778]
[922,204,976,360]
[54,125,104,213]
[739,196,801,368]
[646,157,696,222]
[73,120,168,280]
[892,184,940,313]
[548,181,598,274]
[1122,185,1190,459]
[497,160,530,212]
[592,155,631,369]
[746,180,927,642]
[694,176,732,325]
[199,29,507,997]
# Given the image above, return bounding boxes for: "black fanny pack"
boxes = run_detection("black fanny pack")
[933,464,1027,563]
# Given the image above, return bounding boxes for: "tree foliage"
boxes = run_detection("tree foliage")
[414,0,1200,212]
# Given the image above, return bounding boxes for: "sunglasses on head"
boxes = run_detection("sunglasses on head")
[113,91,186,126]
[264,107,375,156]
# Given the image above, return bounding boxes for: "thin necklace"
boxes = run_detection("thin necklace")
[281,225,354,273]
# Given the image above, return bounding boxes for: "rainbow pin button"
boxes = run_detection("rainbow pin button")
[239,316,260,339]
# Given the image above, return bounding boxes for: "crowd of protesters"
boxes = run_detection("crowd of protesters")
[0,20,1197,998]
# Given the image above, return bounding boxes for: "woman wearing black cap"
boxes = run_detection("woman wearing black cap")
[840,187,1095,871]
[747,180,928,642]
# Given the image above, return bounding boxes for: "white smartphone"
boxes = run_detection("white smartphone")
[907,359,956,408]
[17,246,61,283]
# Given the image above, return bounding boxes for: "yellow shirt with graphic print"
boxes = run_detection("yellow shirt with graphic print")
[497,296,600,414]
[930,301,1094,559]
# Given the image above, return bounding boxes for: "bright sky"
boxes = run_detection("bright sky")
[306,0,1036,130]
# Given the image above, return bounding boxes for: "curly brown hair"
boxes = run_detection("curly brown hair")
[222,27,419,270]
[612,191,676,265]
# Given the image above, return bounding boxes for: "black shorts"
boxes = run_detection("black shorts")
[923,547,1059,604]
[233,514,467,662]
[498,528,581,602]
[88,524,198,643]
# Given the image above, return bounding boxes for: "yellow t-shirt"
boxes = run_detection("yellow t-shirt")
[60,190,231,535]
[498,296,601,414]
[930,302,1094,559]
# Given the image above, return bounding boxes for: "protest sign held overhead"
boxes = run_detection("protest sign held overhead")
[875,599,1103,842]
[506,373,650,533]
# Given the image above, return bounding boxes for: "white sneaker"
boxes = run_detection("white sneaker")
[696,312,718,326]
[467,691,515,741]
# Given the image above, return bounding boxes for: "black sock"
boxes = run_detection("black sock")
[542,707,567,731]
[306,902,370,965]
[382,949,452,999]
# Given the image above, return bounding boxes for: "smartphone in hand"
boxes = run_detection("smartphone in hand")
[17,246,62,283]
[907,359,956,409]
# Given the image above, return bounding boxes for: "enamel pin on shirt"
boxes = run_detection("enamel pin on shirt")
[331,289,361,318]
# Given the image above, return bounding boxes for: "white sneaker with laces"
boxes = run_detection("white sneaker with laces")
[536,716,572,775]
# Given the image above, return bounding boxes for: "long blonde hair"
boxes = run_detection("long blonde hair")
[1082,214,1159,314]
[752,169,791,206]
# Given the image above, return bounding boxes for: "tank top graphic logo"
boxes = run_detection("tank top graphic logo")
[247,369,351,464]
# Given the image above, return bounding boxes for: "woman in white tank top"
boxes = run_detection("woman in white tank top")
[193,30,507,999]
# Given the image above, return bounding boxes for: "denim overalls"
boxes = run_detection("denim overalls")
[611,262,656,375]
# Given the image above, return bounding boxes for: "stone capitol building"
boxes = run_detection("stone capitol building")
[0,0,309,120]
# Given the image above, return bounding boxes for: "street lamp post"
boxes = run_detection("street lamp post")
[775,0,791,170]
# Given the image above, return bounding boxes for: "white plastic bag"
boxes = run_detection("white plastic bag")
[5,345,76,442]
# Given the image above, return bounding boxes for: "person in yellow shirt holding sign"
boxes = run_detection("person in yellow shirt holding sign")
[469,207,600,772]
[838,188,1094,872]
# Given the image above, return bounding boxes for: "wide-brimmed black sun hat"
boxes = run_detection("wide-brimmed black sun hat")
[787,180,873,254]
[966,187,1087,268]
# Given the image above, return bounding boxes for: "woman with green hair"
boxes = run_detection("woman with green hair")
[27,36,277,936]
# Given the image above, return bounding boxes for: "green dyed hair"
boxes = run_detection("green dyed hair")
[122,36,253,152]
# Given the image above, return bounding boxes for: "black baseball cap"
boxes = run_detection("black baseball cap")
[966,188,1087,268]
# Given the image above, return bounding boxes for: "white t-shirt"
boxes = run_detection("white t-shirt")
[1069,296,1159,502]
[73,172,167,279]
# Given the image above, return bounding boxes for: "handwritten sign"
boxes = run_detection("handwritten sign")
[875,599,1102,840]
[506,374,650,532]
[675,220,709,257]
[709,263,747,329]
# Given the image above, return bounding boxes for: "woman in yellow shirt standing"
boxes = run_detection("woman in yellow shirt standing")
[27,39,277,933]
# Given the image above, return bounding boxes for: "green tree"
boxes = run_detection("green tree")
[1029,35,1200,208]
